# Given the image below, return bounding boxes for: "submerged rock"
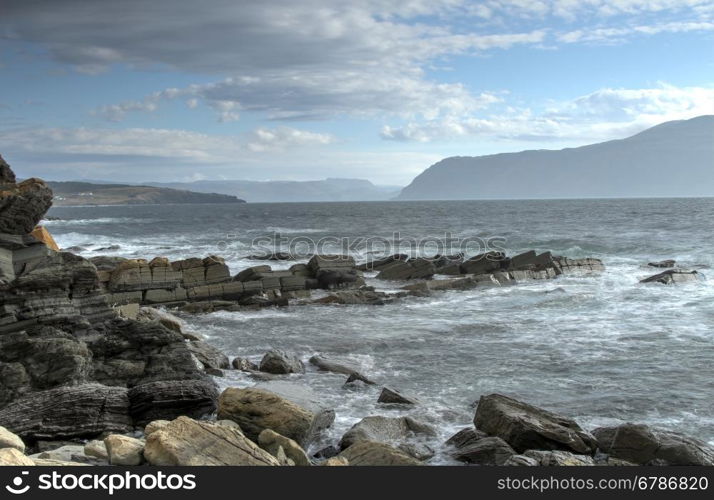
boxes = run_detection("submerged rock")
[648,259,676,268]
[474,394,597,455]
[640,269,701,285]
[377,387,418,406]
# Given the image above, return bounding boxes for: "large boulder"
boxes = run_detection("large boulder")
[187,341,230,370]
[338,441,422,466]
[144,416,279,466]
[127,379,218,427]
[0,384,133,443]
[0,447,34,466]
[259,349,305,374]
[0,157,54,235]
[593,423,714,465]
[339,416,436,450]
[217,387,334,447]
[474,394,597,454]
[104,434,145,466]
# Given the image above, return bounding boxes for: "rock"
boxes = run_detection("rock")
[149,257,170,268]
[640,269,701,285]
[144,420,170,436]
[338,441,422,466]
[232,357,259,371]
[378,387,418,405]
[136,306,184,333]
[474,394,597,454]
[104,434,145,466]
[258,429,310,466]
[0,155,17,183]
[503,454,540,466]
[187,341,230,370]
[339,416,436,450]
[0,424,25,452]
[249,252,293,261]
[0,447,34,466]
[217,387,334,447]
[460,252,506,275]
[524,449,595,466]
[35,445,87,462]
[259,349,305,374]
[323,456,349,466]
[83,440,108,460]
[144,416,279,466]
[127,379,218,427]
[593,423,714,465]
[0,384,132,443]
[357,254,408,272]
[308,355,375,384]
[453,436,517,465]
[0,159,54,235]
[32,458,91,466]
[376,258,436,280]
[648,259,676,268]
[445,427,488,449]
[398,442,435,461]
[235,265,272,282]
[30,226,60,251]
[315,269,362,290]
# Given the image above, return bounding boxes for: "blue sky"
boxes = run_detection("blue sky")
[1,0,713,185]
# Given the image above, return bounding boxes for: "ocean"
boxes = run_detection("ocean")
[44,198,714,462]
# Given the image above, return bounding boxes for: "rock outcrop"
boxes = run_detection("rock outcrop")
[0,158,215,443]
[640,269,701,285]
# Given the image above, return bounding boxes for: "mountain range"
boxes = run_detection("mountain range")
[397,115,714,200]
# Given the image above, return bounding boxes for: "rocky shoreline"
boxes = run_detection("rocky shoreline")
[1,154,712,466]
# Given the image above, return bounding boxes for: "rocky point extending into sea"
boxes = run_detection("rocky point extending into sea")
[1,154,712,466]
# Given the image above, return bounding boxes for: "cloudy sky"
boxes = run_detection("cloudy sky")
[1,0,713,185]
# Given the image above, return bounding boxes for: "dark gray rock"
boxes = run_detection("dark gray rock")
[460,251,505,275]
[187,341,230,370]
[453,436,517,465]
[376,258,436,280]
[339,416,436,450]
[259,349,305,374]
[640,269,700,285]
[593,423,714,465]
[0,159,54,235]
[378,387,418,406]
[0,384,132,443]
[232,357,258,371]
[648,259,676,268]
[127,379,218,427]
[309,355,375,384]
[445,427,488,448]
[474,394,597,454]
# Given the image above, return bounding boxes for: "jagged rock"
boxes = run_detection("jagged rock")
[339,416,436,450]
[398,442,435,461]
[144,416,279,466]
[338,441,422,466]
[593,423,714,465]
[640,269,700,285]
[524,449,595,466]
[460,251,505,274]
[258,429,310,466]
[376,258,436,280]
[0,425,25,452]
[84,440,108,460]
[0,159,54,235]
[474,394,597,454]
[453,436,517,465]
[127,379,218,427]
[187,341,230,370]
[232,357,259,371]
[378,387,418,405]
[445,427,488,449]
[0,384,132,443]
[259,349,305,374]
[0,447,34,465]
[217,387,334,447]
[135,306,184,333]
[308,355,375,384]
[105,434,145,466]
[648,259,676,268]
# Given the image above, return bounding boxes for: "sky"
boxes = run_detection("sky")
[1,0,713,186]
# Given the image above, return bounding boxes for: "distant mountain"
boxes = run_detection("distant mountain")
[47,181,245,206]
[146,178,402,202]
[397,115,714,200]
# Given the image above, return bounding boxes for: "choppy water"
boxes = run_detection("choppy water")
[46,199,714,462]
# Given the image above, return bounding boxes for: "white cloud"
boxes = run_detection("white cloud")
[380,84,714,142]
[559,20,714,43]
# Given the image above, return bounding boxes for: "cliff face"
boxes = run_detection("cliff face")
[397,115,714,200]
[0,155,216,444]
